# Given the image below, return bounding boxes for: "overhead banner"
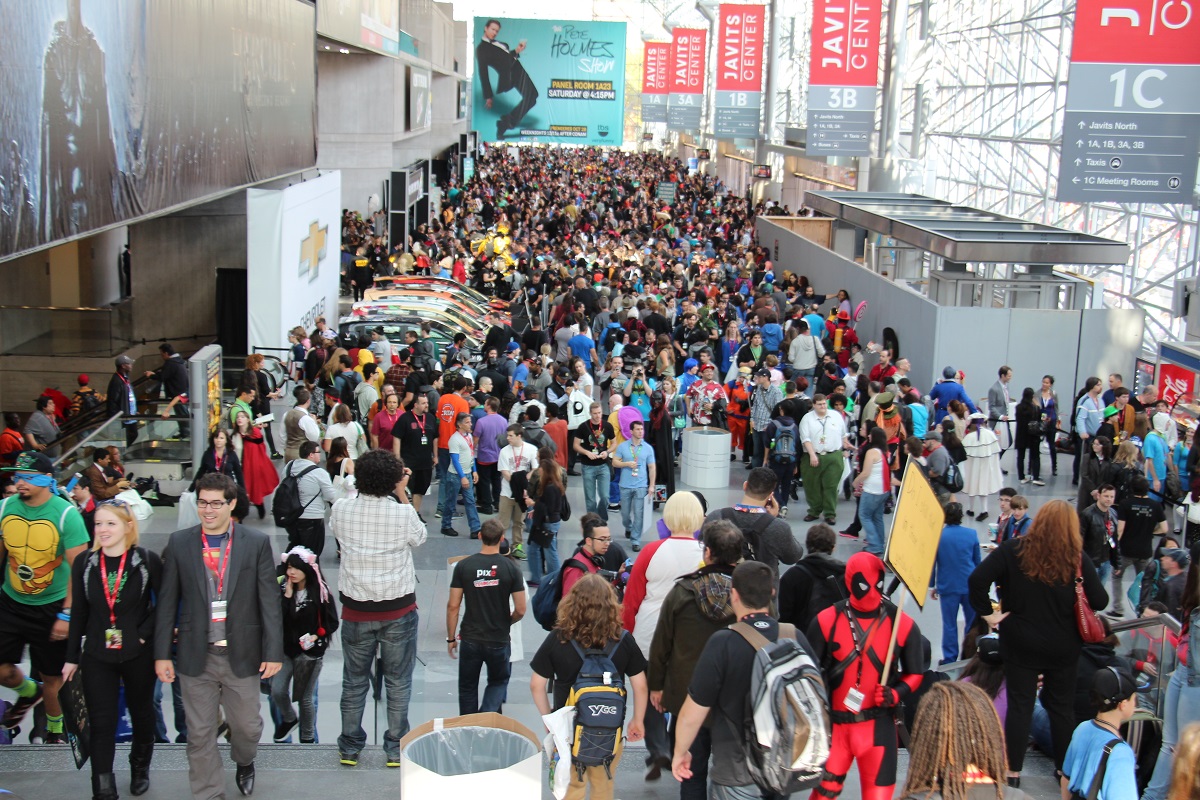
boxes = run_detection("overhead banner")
[246,171,342,352]
[806,0,881,155]
[472,17,627,146]
[0,0,317,261]
[408,67,431,131]
[1057,0,1200,204]
[714,4,766,138]
[642,42,671,123]
[668,28,707,132]
[317,0,401,56]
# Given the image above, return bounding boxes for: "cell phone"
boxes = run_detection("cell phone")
[65,474,82,492]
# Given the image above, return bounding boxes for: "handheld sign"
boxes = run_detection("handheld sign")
[883,460,944,608]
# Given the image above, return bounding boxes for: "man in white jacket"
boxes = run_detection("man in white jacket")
[787,319,825,397]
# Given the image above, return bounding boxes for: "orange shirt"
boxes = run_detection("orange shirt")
[437,392,469,449]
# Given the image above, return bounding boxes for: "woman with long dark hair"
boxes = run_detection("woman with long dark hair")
[1039,374,1061,476]
[189,427,243,491]
[529,574,647,799]
[1014,387,1043,485]
[968,499,1108,786]
[63,501,162,800]
[852,426,891,557]
[1076,435,1113,510]
[527,446,564,586]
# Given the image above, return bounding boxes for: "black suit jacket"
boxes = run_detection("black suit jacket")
[475,38,524,100]
[154,524,283,678]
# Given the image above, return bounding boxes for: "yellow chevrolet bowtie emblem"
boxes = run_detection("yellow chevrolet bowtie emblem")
[300,220,328,283]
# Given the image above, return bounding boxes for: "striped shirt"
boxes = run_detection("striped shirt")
[750,385,783,431]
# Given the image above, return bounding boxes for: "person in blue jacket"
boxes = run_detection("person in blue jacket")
[930,502,982,664]
[929,366,978,424]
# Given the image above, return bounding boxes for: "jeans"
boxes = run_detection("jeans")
[609,467,621,505]
[153,675,187,742]
[457,640,512,716]
[643,703,670,763]
[1142,667,1200,800]
[1094,560,1113,601]
[792,367,816,397]
[859,491,888,555]
[287,518,326,560]
[339,611,419,759]
[752,429,773,468]
[528,521,561,584]
[675,720,712,800]
[581,463,610,521]
[937,592,975,663]
[271,653,323,741]
[442,475,481,534]
[436,448,453,514]
[620,486,647,544]
[770,459,795,508]
[1111,554,1149,615]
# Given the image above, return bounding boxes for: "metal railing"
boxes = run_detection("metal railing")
[0,301,133,357]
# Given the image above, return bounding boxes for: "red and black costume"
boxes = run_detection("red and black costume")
[806,552,927,800]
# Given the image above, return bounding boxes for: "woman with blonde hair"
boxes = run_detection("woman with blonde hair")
[621,491,705,778]
[899,682,1018,800]
[652,333,674,379]
[530,574,647,799]
[63,501,162,800]
[1166,722,1200,800]
[968,499,1108,786]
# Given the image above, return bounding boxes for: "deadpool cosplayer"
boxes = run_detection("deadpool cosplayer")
[806,552,928,800]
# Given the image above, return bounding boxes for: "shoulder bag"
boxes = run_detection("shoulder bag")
[1074,558,1107,644]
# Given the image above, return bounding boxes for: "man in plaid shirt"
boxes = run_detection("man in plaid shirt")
[749,368,783,468]
[329,449,427,768]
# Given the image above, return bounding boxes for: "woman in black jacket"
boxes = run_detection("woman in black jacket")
[1014,386,1043,485]
[189,427,243,491]
[527,447,564,586]
[62,501,163,800]
[968,498,1108,786]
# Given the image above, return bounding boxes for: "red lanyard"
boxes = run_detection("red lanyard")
[100,551,128,627]
[206,526,234,597]
[417,414,427,435]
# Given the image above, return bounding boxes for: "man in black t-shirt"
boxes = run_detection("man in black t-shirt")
[392,393,438,517]
[573,402,616,522]
[1113,475,1168,617]
[671,561,817,796]
[447,519,526,715]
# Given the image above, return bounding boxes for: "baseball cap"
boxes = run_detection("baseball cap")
[116,355,135,367]
[505,341,521,353]
[2,451,55,475]
[556,366,572,379]
[924,430,943,442]
[976,633,1003,666]
[754,368,771,378]
[700,363,716,372]
[77,374,89,385]
[471,391,488,405]
[1162,548,1191,567]
[1092,665,1143,705]
[738,367,752,376]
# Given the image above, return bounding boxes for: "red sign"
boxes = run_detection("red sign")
[1160,362,1195,407]
[808,0,883,86]
[716,4,765,93]
[1071,0,1200,65]
[670,28,707,94]
[643,42,671,94]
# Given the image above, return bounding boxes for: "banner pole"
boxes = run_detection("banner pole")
[879,587,907,686]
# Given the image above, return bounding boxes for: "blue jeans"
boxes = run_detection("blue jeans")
[1093,560,1112,603]
[338,611,418,759]
[270,653,323,741]
[1143,668,1200,800]
[859,491,888,555]
[792,367,816,396]
[442,475,481,534]
[770,459,795,508]
[938,591,975,663]
[528,521,561,584]
[609,466,622,505]
[153,676,187,742]
[457,640,512,716]
[581,463,610,521]
[752,429,773,468]
[436,448,454,515]
[620,486,647,544]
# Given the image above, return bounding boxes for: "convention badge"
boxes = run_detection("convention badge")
[210,600,228,622]
[104,628,123,650]
[420,435,428,445]
[844,687,865,713]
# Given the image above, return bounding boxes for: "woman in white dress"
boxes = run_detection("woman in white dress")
[961,411,1003,521]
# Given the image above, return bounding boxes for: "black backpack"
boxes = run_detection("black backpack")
[273,464,321,528]
[719,508,775,562]
[793,563,848,631]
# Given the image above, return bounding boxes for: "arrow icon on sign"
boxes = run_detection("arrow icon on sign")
[1075,158,1082,166]
[1078,120,1086,129]
[1076,139,1084,147]
[1072,177,1080,184]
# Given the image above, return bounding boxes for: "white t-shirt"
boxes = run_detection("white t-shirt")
[326,420,368,459]
[497,442,539,499]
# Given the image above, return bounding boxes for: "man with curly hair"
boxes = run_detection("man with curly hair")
[329,449,426,768]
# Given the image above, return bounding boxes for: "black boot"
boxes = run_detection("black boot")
[92,772,119,800]
[129,741,153,796]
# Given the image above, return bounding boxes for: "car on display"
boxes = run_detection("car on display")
[338,312,481,362]
[349,297,496,340]
[365,275,508,312]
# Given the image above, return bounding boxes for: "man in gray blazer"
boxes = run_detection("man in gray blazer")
[155,473,282,799]
[987,365,1013,468]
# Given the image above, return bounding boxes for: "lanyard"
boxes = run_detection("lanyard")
[417,413,427,435]
[206,526,234,598]
[100,551,129,627]
[847,609,885,687]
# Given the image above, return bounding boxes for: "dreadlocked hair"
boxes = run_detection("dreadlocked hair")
[901,682,1008,800]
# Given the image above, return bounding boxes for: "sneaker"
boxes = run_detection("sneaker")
[1104,609,1124,620]
[441,528,459,537]
[838,530,859,539]
[779,506,789,518]
[803,514,819,522]
[470,530,480,539]
[2,683,42,730]
[824,516,837,526]
[1031,479,1045,486]
[273,719,299,742]
[339,752,359,766]
[632,543,641,552]
[45,732,68,745]
[625,530,632,539]
[1020,477,1031,484]
[510,544,526,560]
[645,755,672,781]
[607,502,621,511]
[434,509,443,518]
[386,755,402,768]
[976,512,989,522]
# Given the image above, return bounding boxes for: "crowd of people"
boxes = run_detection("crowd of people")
[1,144,1198,800]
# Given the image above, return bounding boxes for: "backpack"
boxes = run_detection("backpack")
[531,556,590,630]
[792,564,847,631]
[731,621,831,794]
[567,633,628,779]
[1129,560,1163,613]
[771,419,797,463]
[719,508,775,563]
[940,460,964,493]
[272,464,321,528]
[72,388,103,417]
[338,373,362,421]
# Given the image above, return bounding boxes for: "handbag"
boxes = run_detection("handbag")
[1074,558,1107,644]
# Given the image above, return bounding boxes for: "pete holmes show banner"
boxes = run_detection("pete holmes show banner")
[668,27,707,132]
[714,4,765,138]
[472,17,627,146]
[642,41,671,124]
